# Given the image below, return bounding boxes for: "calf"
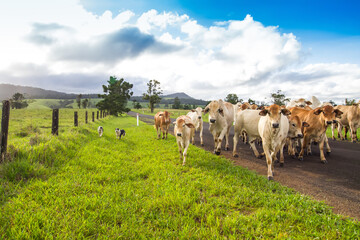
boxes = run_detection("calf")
[332,104,360,142]
[186,107,204,146]
[286,115,310,159]
[115,128,126,139]
[204,99,234,155]
[258,104,291,180]
[154,111,171,139]
[290,106,343,163]
[98,126,103,137]
[173,115,195,165]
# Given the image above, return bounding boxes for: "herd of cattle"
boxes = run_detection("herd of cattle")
[154,96,360,180]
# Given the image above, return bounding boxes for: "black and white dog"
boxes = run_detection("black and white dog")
[98,126,104,137]
[115,128,126,139]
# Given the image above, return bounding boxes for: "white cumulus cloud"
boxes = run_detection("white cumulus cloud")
[0,0,358,103]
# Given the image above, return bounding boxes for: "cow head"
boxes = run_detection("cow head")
[191,107,203,120]
[173,117,195,137]
[259,104,291,129]
[294,98,312,108]
[288,115,309,139]
[160,111,171,124]
[313,106,343,126]
[205,100,225,124]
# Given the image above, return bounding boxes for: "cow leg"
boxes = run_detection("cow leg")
[337,123,342,139]
[156,126,161,139]
[177,141,183,160]
[324,136,331,155]
[182,142,190,166]
[306,140,312,156]
[225,126,231,151]
[200,125,204,146]
[337,123,344,140]
[299,135,310,161]
[233,132,239,157]
[279,140,285,167]
[350,123,358,143]
[216,128,228,154]
[165,126,169,139]
[249,139,261,158]
[288,138,296,158]
[331,123,336,140]
[319,136,327,163]
[213,134,218,153]
[162,126,166,139]
[262,143,274,180]
[344,126,349,140]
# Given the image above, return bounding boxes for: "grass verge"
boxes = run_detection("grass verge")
[0,115,359,238]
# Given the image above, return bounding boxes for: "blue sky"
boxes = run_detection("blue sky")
[0,0,359,103]
[81,0,360,64]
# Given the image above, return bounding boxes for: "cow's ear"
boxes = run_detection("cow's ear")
[204,107,209,114]
[257,105,265,110]
[186,123,195,128]
[302,121,310,127]
[259,109,268,116]
[172,121,176,125]
[305,101,312,105]
[281,108,291,116]
[191,109,196,112]
[159,113,163,116]
[218,108,224,117]
[313,108,323,115]
[334,109,343,118]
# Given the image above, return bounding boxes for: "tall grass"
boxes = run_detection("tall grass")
[0,112,358,238]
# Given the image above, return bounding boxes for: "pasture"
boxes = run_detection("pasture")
[0,110,359,238]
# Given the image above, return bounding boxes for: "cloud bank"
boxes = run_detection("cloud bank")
[0,0,358,103]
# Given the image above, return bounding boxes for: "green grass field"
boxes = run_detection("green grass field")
[0,110,359,238]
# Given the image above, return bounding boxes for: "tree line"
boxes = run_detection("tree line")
[7,77,357,115]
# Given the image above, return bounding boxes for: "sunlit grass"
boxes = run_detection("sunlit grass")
[0,110,358,238]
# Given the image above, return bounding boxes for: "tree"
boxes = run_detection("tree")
[172,97,181,109]
[270,90,290,106]
[76,94,82,108]
[225,94,239,104]
[142,79,162,113]
[96,76,133,116]
[132,100,142,109]
[10,93,28,109]
[345,98,356,106]
[248,98,256,105]
[82,98,89,109]
[329,100,337,106]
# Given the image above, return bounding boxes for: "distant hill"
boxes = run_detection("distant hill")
[0,83,208,107]
[130,92,208,106]
[163,92,194,99]
[0,84,98,100]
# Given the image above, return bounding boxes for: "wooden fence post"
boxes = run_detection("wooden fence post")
[97,111,99,120]
[92,112,95,122]
[85,111,88,124]
[52,109,59,135]
[74,111,78,127]
[1,100,10,161]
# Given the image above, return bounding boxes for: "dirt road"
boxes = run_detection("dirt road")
[128,112,360,220]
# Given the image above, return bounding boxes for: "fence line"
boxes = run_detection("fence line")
[0,107,109,161]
